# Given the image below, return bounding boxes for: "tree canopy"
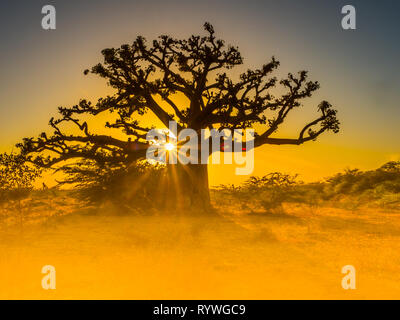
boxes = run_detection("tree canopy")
[18,22,339,173]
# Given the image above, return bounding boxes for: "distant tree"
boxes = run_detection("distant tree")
[0,153,42,226]
[244,172,299,189]
[18,23,339,210]
[380,161,400,173]
[244,173,300,212]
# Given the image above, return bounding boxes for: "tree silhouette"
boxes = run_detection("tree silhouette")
[18,23,339,210]
[0,153,42,226]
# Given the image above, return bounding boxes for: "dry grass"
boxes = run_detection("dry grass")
[1,193,400,299]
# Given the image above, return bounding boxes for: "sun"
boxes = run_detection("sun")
[164,142,175,151]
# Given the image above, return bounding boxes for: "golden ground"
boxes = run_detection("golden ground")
[1,201,400,299]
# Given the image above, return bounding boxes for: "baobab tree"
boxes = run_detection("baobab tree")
[18,23,339,210]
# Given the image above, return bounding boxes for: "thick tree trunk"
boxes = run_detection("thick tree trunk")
[164,163,212,212]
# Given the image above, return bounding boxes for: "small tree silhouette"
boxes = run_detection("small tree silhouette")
[245,173,299,213]
[18,23,339,210]
[0,153,42,226]
[380,161,400,173]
